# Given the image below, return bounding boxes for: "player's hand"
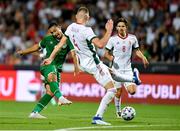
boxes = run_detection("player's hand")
[16,50,24,56]
[16,50,23,55]
[142,57,149,68]
[42,58,52,65]
[105,19,113,33]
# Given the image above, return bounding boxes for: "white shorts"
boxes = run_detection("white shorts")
[114,70,135,89]
[80,62,113,87]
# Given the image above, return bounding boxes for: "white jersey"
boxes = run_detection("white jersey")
[65,23,101,74]
[65,23,114,86]
[106,34,139,71]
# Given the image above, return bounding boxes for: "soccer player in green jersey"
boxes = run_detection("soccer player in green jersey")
[17,22,79,118]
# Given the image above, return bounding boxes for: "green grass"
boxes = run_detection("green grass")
[0,101,180,130]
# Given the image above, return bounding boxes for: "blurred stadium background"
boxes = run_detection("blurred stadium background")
[0,0,180,130]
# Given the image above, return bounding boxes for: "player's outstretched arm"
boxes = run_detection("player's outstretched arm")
[134,49,149,68]
[92,19,113,49]
[16,44,40,56]
[43,35,67,65]
[70,50,81,76]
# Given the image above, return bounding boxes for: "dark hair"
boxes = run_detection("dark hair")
[77,7,89,14]
[116,17,128,27]
[48,21,58,29]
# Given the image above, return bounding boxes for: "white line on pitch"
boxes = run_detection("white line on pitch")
[55,124,180,131]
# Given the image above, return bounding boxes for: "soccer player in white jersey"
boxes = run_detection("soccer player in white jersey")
[104,17,149,118]
[43,7,140,125]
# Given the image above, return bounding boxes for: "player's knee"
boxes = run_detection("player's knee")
[45,84,54,96]
[128,86,136,95]
[47,73,57,82]
[46,90,54,96]
[129,91,136,95]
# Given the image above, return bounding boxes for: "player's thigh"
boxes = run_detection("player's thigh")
[94,63,114,89]
[40,65,58,82]
[119,70,136,94]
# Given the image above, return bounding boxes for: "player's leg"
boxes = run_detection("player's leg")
[110,68,141,85]
[113,69,135,118]
[114,83,136,119]
[46,67,72,105]
[47,72,62,98]
[43,65,62,99]
[45,84,57,106]
[124,69,137,95]
[114,88,122,118]
[113,70,137,119]
[29,84,53,119]
[92,64,117,125]
[42,75,57,105]
[56,72,72,105]
[92,81,115,125]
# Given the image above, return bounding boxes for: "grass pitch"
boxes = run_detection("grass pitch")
[0,101,180,130]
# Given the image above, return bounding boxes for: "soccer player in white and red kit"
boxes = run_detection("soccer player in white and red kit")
[104,17,149,118]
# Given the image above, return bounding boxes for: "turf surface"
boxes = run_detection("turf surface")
[0,101,180,130]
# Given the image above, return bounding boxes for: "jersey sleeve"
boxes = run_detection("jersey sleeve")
[133,36,139,49]
[105,37,113,51]
[84,27,97,42]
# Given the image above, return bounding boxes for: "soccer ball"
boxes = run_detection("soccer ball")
[121,106,136,121]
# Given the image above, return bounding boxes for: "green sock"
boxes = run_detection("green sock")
[49,82,62,99]
[33,94,52,113]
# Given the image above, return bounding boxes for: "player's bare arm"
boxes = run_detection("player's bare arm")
[134,49,149,68]
[92,19,113,48]
[43,35,67,65]
[104,49,114,62]
[70,50,81,76]
[16,44,40,56]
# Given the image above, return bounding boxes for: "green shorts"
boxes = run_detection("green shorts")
[40,64,60,84]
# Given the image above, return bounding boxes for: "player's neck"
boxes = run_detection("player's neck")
[76,19,86,25]
[118,32,128,39]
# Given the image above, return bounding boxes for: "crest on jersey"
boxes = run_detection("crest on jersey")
[122,45,126,52]
[50,41,53,44]
[62,44,67,49]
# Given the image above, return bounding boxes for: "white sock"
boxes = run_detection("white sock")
[114,96,121,112]
[111,71,133,82]
[95,88,116,118]
[58,96,65,101]
[50,97,57,105]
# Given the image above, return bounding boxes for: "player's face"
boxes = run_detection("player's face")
[52,27,63,39]
[48,26,55,34]
[76,11,90,23]
[116,22,127,34]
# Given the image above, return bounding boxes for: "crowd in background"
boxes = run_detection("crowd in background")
[0,0,180,65]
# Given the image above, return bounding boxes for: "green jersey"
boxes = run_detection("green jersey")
[39,35,74,71]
